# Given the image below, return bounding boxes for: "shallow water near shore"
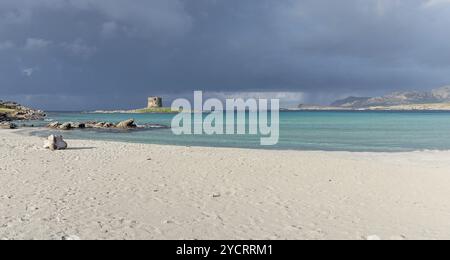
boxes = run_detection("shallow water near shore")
[21,110,450,152]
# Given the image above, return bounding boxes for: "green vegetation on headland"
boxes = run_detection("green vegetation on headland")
[132,107,177,113]
[0,107,15,113]
[91,107,179,114]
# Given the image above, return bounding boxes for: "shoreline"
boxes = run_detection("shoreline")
[2,130,450,239]
[13,126,450,154]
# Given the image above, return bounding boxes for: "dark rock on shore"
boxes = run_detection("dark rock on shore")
[59,122,72,130]
[0,113,10,122]
[72,122,85,129]
[0,122,17,129]
[47,119,141,130]
[46,119,166,131]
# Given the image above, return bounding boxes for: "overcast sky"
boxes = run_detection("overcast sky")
[1,0,450,110]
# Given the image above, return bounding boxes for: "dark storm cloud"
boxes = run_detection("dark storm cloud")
[1,0,450,109]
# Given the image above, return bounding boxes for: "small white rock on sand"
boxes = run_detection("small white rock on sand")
[1,129,450,240]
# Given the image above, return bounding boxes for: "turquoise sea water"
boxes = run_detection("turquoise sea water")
[25,111,450,152]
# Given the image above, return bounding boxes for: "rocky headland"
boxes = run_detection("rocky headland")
[0,100,46,129]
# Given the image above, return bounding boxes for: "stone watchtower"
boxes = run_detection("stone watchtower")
[148,97,163,108]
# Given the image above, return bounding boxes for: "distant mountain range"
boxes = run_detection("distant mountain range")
[295,86,450,111]
[330,86,450,108]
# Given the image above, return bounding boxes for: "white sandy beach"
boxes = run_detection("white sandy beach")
[1,129,450,240]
